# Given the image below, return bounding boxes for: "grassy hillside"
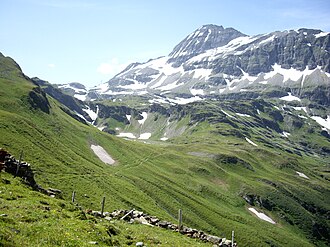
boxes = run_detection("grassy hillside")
[0,172,211,246]
[0,53,329,246]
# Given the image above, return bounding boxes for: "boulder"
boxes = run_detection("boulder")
[206,235,222,244]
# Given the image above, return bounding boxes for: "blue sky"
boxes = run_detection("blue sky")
[1,0,330,87]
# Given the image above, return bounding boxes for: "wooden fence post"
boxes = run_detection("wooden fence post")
[178,209,183,231]
[15,150,24,178]
[232,230,234,247]
[101,196,106,216]
[72,191,76,203]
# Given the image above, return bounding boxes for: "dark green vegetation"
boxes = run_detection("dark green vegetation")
[1,52,329,246]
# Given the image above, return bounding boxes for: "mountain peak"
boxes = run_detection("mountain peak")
[198,24,224,31]
[168,24,246,64]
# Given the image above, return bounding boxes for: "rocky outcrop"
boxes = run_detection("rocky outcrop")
[215,154,254,171]
[301,85,330,106]
[87,209,237,247]
[97,104,133,124]
[28,87,50,114]
[224,28,330,75]
[168,24,246,66]
[32,78,91,121]
[0,149,61,198]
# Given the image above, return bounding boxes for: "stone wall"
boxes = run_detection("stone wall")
[87,209,237,247]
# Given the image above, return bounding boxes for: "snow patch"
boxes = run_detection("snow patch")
[219,88,226,94]
[265,64,319,85]
[117,133,136,139]
[266,64,302,81]
[296,171,309,179]
[139,133,151,140]
[315,32,329,38]
[204,29,212,42]
[157,81,184,91]
[126,114,131,122]
[293,107,307,113]
[101,90,134,95]
[187,35,259,64]
[93,82,109,93]
[191,68,213,80]
[138,112,148,125]
[169,96,203,105]
[221,110,234,118]
[236,113,251,117]
[190,88,204,95]
[118,81,147,90]
[74,94,87,101]
[259,35,275,45]
[245,137,258,147]
[74,112,88,123]
[97,126,106,131]
[311,115,330,130]
[83,105,98,125]
[148,97,169,104]
[248,208,275,224]
[280,93,301,102]
[280,132,291,138]
[90,145,115,165]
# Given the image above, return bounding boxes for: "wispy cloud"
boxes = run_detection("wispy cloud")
[96,58,129,76]
[48,63,55,68]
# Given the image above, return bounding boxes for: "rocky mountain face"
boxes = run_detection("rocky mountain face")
[84,25,329,104]
[168,24,246,65]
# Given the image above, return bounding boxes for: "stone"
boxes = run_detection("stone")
[132,210,143,218]
[136,242,144,246]
[224,239,232,245]
[48,188,62,194]
[206,235,222,244]
[91,211,102,217]
[134,216,153,226]
[10,228,20,234]
[88,241,98,245]
[157,221,169,228]
[149,216,159,224]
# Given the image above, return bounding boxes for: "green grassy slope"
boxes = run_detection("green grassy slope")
[0,53,329,246]
[0,172,210,246]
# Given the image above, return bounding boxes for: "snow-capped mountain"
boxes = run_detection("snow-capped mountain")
[88,25,330,102]
[57,82,88,101]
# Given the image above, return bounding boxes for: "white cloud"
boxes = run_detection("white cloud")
[48,63,55,68]
[96,58,128,76]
